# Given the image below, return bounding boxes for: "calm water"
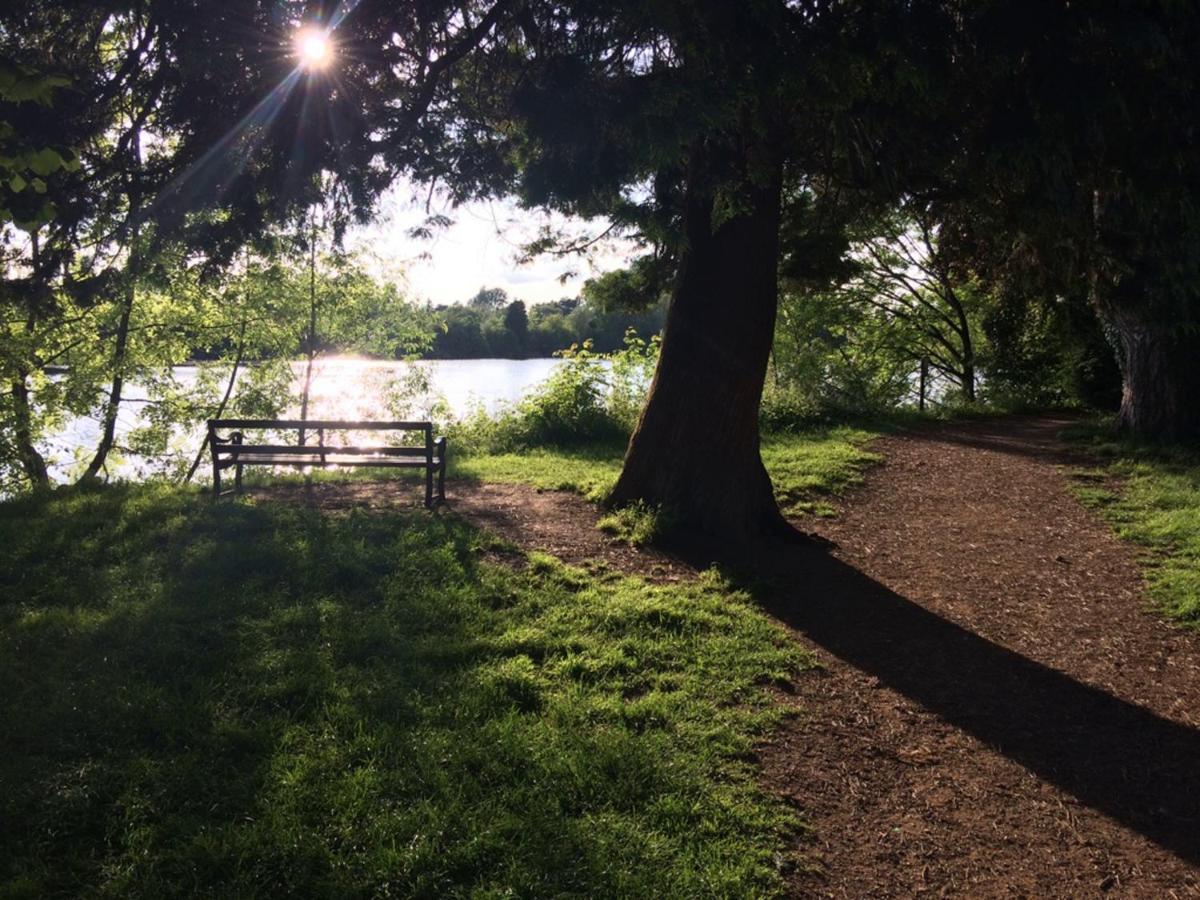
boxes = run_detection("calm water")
[45,357,571,482]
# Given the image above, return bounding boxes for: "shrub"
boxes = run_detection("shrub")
[758,383,823,433]
[453,332,660,453]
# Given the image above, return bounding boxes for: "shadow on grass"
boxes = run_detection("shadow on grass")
[0,483,804,898]
[0,485,482,894]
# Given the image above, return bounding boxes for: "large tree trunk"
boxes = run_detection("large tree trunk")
[608,144,790,540]
[1108,306,1200,440]
[1091,189,1200,440]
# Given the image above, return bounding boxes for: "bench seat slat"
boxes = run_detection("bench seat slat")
[214,444,429,457]
[218,455,442,469]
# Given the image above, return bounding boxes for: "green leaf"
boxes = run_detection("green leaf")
[9,173,27,193]
[28,148,64,176]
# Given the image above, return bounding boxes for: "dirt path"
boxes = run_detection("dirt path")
[256,416,1200,897]
[764,416,1200,898]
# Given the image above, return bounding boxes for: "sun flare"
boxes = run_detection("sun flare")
[295,26,333,69]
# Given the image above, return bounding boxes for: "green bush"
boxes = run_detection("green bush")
[453,332,659,453]
[758,383,824,433]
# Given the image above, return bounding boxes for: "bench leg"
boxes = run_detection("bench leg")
[235,463,243,493]
[212,460,221,500]
[438,459,446,505]
[425,465,434,510]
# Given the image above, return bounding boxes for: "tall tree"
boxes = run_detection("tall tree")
[149,0,1200,530]
[141,0,957,537]
[838,205,982,403]
[936,2,1200,439]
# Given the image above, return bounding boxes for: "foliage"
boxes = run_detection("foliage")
[0,239,427,488]
[772,287,914,418]
[427,290,665,360]
[978,290,1121,412]
[454,330,658,453]
[758,383,822,434]
[0,483,809,897]
[1067,425,1200,626]
[581,254,674,313]
[603,328,660,431]
[0,57,78,228]
[773,204,987,416]
[928,4,1200,436]
[485,341,624,448]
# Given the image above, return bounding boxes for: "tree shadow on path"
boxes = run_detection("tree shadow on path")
[681,536,1200,866]
[890,414,1093,467]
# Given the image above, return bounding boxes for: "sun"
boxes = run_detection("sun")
[295,26,333,69]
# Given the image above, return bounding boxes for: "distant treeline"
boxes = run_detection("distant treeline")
[423,288,665,359]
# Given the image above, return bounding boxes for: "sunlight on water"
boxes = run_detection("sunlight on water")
[295,356,564,420]
[43,357,569,483]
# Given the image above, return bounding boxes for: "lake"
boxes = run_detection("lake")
[45,357,574,482]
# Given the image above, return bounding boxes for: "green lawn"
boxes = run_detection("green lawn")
[1066,425,1200,626]
[0,483,810,898]
[454,426,882,517]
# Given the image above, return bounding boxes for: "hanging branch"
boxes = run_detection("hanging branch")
[183,318,248,484]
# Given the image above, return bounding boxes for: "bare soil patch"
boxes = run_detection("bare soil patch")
[251,477,693,582]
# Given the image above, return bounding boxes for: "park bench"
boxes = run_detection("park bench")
[207,419,447,508]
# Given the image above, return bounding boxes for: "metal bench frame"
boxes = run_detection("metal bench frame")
[208,419,447,508]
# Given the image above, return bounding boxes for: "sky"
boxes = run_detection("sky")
[347,182,631,308]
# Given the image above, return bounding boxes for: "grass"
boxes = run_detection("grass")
[0,482,811,898]
[1065,423,1200,626]
[597,501,676,547]
[453,443,625,502]
[454,426,882,518]
[761,427,882,516]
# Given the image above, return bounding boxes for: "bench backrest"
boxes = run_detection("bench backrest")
[208,419,436,458]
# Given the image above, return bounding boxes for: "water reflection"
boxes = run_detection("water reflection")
[45,357,570,482]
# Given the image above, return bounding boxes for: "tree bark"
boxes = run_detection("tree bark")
[10,373,49,486]
[11,231,50,486]
[1107,306,1200,440]
[1091,190,1200,440]
[608,143,791,540]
